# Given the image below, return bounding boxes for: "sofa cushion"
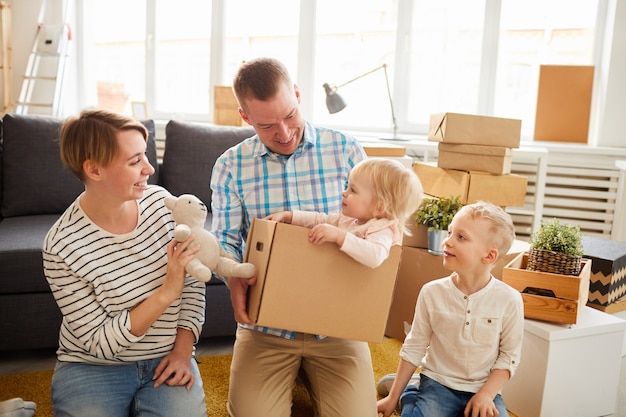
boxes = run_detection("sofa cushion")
[0,114,158,217]
[0,214,61,294]
[162,121,255,207]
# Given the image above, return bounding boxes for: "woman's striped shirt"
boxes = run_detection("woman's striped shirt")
[42,185,206,364]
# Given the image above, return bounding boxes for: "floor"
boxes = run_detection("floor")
[1,337,626,416]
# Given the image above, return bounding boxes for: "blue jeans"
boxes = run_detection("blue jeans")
[51,357,207,417]
[399,374,509,417]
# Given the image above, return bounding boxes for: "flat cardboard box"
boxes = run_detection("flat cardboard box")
[244,219,402,343]
[413,162,528,207]
[437,143,512,175]
[582,236,626,308]
[534,65,594,144]
[385,247,448,341]
[502,252,592,325]
[362,143,406,157]
[214,86,243,126]
[428,112,521,148]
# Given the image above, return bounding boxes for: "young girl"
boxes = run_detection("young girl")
[267,157,423,268]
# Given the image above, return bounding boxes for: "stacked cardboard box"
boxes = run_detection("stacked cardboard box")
[428,112,521,175]
[419,112,527,206]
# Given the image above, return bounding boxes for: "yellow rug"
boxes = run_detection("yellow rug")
[0,337,516,417]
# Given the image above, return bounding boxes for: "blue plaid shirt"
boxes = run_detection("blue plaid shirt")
[210,120,366,339]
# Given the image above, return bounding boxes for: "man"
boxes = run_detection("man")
[210,57,377,417]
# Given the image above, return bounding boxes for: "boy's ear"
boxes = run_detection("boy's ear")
[482,248,499,265]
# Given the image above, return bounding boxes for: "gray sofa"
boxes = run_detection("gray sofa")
[0,113,255,351]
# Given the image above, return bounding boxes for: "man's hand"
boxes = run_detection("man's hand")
[228,275,257,324]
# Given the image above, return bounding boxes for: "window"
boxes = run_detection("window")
[83,0,601,140]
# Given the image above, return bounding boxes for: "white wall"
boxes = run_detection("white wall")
[2,0,626,148]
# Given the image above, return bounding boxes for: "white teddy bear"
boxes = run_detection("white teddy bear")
[164,194,256,282]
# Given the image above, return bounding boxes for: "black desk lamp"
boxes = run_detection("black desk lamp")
[323,63,399,139]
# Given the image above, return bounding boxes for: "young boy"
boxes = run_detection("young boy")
[377,201,524,417]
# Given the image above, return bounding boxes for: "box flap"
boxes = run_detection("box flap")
[428,113,447,142]
[245,218,277,323]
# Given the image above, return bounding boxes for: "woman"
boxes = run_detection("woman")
[42,109,207,417]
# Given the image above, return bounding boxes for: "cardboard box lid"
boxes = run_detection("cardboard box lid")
[245,219,402,343]
[428,112,521,147]
[362,143,407,157]
[438,142,512,156]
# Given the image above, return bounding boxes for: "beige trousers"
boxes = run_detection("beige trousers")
[227,327,378,417]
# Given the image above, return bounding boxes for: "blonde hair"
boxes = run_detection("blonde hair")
[457,201,516,256]
[350,158,424,234]
[60,109,148,181]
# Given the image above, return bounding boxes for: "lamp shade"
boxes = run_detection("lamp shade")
[323,83,347,114]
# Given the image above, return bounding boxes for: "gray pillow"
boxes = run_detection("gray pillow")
[0,114,158,217]
[161,121,255,208]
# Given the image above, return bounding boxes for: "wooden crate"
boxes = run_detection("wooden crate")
[214,86,243,126]
[502,252,591,325]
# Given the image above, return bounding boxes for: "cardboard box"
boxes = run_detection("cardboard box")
[582,236,626,309]
[413,162,528,207]
[362,143,406,157]
[534,65,594,144]
[402,220,428,249]
[244,219,402,343]
[437,143,512,175]
[214,86,243,126]
[502,252,591,325]
[385,247,449,341]
[428,112,521,148]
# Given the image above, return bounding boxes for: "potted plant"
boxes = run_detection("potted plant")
[415,195,463,255]
[527,218,585,275]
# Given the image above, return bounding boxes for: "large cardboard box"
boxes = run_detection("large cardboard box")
[385,247,448,341]
[583,236,626,311]
[428,112,521,148]
[214,86,243,126]
[413,162,527,207]
[437,143,512,175]
[244,219,402,343]
[534,65,594,144]
[502,252,592,325]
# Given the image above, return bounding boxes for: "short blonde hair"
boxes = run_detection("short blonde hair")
[60,109,148,181]
[350,158,423,234]
[457,201,516,256]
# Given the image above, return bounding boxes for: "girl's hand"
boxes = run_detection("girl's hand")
[308,224,346,246]
[265,211,293,223]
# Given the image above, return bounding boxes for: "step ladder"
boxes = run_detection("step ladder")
[16,23,71,117]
